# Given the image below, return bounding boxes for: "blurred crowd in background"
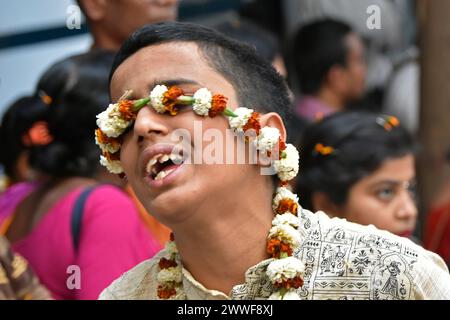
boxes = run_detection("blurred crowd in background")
[0,0,450,300]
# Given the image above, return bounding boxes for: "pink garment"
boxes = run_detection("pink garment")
[295,95,334,121]
[0,182,38,223]
[11,185,162,300]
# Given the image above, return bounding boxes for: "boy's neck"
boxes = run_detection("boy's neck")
[171,178,275,295]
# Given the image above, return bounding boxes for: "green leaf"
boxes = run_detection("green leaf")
[133,97,150,110]
[223,108,238,117]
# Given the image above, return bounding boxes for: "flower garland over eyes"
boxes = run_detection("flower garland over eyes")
[95,84,304,300]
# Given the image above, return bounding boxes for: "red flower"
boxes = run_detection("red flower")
[118,100,136,121]
[243,112,261,136]
[273,276,304,289]
[279,181,289,188]
[157,285,177,299]
[159,257,178,270]
[208,94,228,117]
[102,151,120,161]
[276,199,298,215]
[96,129,121,150]
[162,86,185,116]
[278,139,287,159]
[267,238,293,258]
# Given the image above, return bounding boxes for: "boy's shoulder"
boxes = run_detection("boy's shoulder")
[299,209,450,300]
[98,250,165,300]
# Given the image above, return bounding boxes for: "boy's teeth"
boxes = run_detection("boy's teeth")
[159,155,170,163]
[146,158,157,173]
[169,153,182,163]
[154,168,175,180]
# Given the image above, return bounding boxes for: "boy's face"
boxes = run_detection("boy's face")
[110,42,261,225]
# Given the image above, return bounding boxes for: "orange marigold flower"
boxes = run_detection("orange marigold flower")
[273,276,304,289]
[157,285,177,299]
[96,129,121,148]
[243,112,261,136]
[278,139,287,159]
[389,116,400,127]
[276,198,298,215]
[279,181,289,188]
[266,238,293,259]
[315,143,334,156]
[163,86,184,116]
[102,151,120,161]
[209,94,228,117]
[118,100,136,121]
[159,257,178,270]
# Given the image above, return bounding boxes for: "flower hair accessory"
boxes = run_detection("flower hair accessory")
[95,85,304,299]
[22,121,53,147]
[38,90,52,105]
[314,143,335,156]
[376,115,400,131]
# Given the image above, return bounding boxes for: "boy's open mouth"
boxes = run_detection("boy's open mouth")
[145,151,184,181]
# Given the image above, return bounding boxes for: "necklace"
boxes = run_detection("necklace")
[95,84,305,300]
[157,187,305,300]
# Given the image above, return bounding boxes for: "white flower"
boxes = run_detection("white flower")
[228,107,254,133]
[272,213,301,228]
[157,266,182,283]
[165,241,178,255]
[192,88,212,116]
[96,141,120,154]
[150,85,168,113]
[272,187,300,214]
[273,144,299,181]
[268,224,301,249]
[95,132,121,154]
[96,103,131,138]
[266,257,305,284]
[99,155,124,174]
[268,290,301,300]
[254,127,280,154]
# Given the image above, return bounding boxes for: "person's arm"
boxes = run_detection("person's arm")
[74,186,162,300]
[0,236,52,300]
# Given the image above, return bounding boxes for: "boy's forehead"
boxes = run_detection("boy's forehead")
[110,42,236,102]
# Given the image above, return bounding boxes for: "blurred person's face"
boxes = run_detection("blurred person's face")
[336,33,367,102]
[339,154,417,237]
[101,0,178,48]
[110,42,277,226]
[272,54,287,80]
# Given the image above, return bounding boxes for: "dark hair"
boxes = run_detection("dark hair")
[30,49,116,178]
[291,19,353,95]
[110,21,291,123]
[295,112,415,210]
[0,96,48,179]
[213,18,281,63]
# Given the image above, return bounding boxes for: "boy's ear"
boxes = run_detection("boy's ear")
[256,112,287,168]
[259,112,287,142]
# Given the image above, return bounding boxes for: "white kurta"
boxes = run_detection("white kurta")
[99,209,450,300]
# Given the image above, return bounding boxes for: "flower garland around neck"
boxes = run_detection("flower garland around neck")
[95,84,305,300]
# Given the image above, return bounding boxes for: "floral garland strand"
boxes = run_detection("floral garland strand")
[95,84,304,299]
[156,233,185,300]
[95,85,238,174]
